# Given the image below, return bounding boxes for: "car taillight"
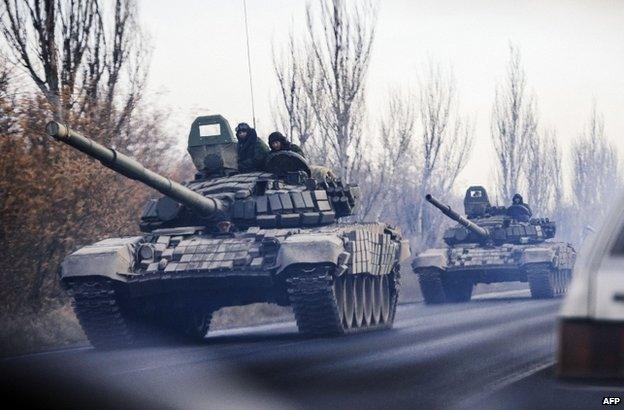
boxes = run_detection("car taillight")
[557,319,624,378]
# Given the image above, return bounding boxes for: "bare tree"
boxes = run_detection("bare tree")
[0,0,174,308]
[0,55,16,134]
[272,30,317,156]
[491,44,537,202]
[525,128,561,215]
[413,62,474,247]
[359,90,416,220]
[570,105,619,244]
[0,0,143,127]
[368,63,473,249]
[300,0,377,181]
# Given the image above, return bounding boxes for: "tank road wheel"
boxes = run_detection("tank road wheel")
[443,279,473,303]
[562,269,572,293]
[372,276,383,324]
[418,269,446,304]
[343,275,357,329]
[354,274,366,327]
[333,274,346,325]
[285,264,400,336]
[553,268,572,296]
[528,266,566,299]
[363,276,374,325]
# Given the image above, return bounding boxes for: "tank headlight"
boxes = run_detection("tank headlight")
[138,244,155,260]
[217,220,233,233]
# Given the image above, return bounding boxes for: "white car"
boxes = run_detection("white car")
[558,200,624,378]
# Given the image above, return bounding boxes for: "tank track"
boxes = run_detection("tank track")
[418,269,472,304]
[286,264,400,336]
[527,266,571,299]
[418,269,446,304]
[71,279,213,349]
[70,280,135,349]
[388,264,401,324]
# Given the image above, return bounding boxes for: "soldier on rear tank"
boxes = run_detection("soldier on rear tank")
[507,193,532,222]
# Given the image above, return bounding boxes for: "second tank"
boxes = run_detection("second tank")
[411,186,576,304]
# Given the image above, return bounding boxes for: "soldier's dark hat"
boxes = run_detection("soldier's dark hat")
[268,132,287,144]
[235,122,251,132]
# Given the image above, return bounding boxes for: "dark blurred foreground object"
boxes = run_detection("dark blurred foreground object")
[411,186,576,304]
[558,191,624,379]
[46,115,410,348]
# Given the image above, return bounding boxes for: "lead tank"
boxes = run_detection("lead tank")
[411,186,575,304]
[48,115,410,348]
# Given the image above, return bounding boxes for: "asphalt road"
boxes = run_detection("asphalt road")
[1,289,620,409]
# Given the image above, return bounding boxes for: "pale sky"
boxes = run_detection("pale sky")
[139,0,624,194]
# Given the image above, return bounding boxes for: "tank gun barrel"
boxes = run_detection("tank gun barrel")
[425,194,489,238]
[46,121,225,217]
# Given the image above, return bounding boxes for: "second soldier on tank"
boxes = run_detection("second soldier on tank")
[268,131,305,157]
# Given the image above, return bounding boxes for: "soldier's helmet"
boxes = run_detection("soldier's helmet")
[235,122,251,133]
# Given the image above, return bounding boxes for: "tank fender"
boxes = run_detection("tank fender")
[60,236,144,282]
[411,248,448,271]
[520,246,556,265]
[275,234,345,274]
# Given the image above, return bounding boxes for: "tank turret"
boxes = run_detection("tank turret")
[46,116,360,231]
[425,194,490,238]
[425,187,556,246]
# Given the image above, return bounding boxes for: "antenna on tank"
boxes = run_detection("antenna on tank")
[242,0,256,128]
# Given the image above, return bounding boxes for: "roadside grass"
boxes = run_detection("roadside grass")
[0,304,86,358]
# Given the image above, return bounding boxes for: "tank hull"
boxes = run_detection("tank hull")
[63,223,410,347]
[412,242,576,303]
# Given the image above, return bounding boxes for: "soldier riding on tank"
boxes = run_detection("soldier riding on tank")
[268,131,305,158]
[235,122,269,172]
[507,193,532,222]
